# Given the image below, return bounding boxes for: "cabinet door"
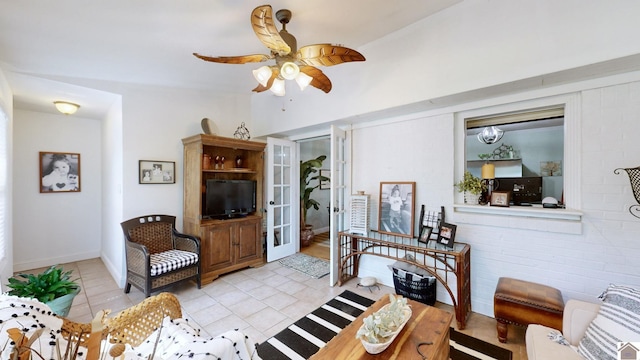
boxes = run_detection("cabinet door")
[236,217,261,263]
[201,223,234,272]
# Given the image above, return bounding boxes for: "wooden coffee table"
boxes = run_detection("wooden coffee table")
[309,294,453,360]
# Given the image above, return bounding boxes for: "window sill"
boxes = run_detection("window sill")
[453,204,583,234]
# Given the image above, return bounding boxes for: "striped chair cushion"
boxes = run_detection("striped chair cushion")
[150,250,199,276]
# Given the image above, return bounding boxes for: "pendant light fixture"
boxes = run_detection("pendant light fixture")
[477,126,504,144]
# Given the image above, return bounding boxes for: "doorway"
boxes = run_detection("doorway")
[299,137,331,260]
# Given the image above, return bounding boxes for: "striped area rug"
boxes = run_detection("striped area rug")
[256,290,375,360]
[450,328,513,360]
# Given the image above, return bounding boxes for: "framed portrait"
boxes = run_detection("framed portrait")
[139,160,176,184]
[39,152,81,193]
[436,222,457,248]
[378,182,416,238]
[319,169,330,190]
[490,190,511,207]
[418,226,433,244]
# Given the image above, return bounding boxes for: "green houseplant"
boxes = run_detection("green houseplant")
[455,171,486,204]
[6,265,80,317]
[300,155,330,246]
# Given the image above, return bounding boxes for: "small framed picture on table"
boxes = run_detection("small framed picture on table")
[490,191,511,207]
[418,226,433,244]
[436,222,457,248]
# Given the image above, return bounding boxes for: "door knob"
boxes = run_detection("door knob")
[269,201,275,205]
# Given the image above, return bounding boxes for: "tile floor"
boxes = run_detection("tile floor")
[21,258,527,359]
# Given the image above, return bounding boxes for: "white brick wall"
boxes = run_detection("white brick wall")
[352,80,640,318]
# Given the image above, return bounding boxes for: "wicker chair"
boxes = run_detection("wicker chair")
[121,214,201,297]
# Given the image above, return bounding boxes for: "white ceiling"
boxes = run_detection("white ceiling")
[0,1,461,118]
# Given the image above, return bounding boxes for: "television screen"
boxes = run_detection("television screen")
[204,179,256,219]
[495,177,543,205]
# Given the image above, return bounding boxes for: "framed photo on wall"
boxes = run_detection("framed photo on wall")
[39,152,81,193]
[139,160,176,184]
[436,222,457,248]
[378,182,416,238]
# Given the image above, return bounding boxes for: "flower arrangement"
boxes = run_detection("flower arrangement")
[355,294,411,344]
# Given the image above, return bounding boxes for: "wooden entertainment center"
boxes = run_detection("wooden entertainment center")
[182,134,265,284]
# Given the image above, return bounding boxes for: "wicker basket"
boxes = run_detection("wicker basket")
[392,268,436,306]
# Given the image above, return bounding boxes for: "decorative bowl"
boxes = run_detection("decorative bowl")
[358,306,412,354]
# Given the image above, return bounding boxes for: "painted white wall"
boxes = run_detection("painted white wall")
[12,109,102,271]
[0,68,14,288]
[251,0,640,136]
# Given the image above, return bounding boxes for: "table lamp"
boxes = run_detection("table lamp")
[480,163,495,205]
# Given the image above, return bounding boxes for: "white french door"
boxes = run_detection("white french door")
[266,137,298,262]
[329,125,348,285]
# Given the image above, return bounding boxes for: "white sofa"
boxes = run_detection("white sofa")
[526,299,600,360]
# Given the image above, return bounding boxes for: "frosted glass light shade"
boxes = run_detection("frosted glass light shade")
[252,66,273,87]
[54,101,80,115]
[270,78,286,96]
[280,62,300,80]
[295,72,313,91]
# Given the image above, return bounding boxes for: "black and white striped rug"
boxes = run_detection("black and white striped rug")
[256,290,374,360]
[256,290,512,360]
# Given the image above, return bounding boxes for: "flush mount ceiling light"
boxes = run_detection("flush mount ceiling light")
[53,101,80,115]
[477,126,504,144]
[193,5,365,97]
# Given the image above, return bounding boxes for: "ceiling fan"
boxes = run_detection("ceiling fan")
[193,4,366,96]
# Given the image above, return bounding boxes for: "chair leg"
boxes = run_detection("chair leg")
[196,274,202,289]
[124,283,131,294]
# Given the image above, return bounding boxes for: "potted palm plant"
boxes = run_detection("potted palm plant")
[300,155,330,247]
[6,265,80,317]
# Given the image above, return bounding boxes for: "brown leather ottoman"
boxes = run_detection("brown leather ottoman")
[493,277,564,343]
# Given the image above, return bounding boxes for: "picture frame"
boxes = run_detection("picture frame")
[490,190,511,207]
[418,226,433,244]
[40,152,81,193]
[436,222,457,248]
[378,182,416,238]
[319,169,330,190]
[139,160,176,184]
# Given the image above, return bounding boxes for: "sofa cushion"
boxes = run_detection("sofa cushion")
[526,324,583,360]
[577,284,640,360]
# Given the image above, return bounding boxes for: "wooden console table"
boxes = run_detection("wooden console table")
[337,230,471,329]
[310,295,453,360]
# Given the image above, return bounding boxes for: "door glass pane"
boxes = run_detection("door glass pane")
[283,185,290,206]
[283,206,290,226]
[274,206,282,228]
[274,165,282,185]
[274,186,282,205]
[282,225,290,245]
[282,146,290,166]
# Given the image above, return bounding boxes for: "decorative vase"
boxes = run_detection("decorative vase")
[301,225,314,247]
[202,154,211,170]
[46,287,80,317]
[359,305,412,355]
[464,192,480,205]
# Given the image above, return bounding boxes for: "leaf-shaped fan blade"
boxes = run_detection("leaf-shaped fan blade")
[193,53,271,64]
[251,5,291,56]
[300,66,332,93]
[296,44,365,67]
[252,68,279,93]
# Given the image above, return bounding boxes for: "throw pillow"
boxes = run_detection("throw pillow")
[577,284,640,360]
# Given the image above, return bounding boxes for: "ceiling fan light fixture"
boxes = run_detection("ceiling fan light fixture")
[53,101,80,115]
[270,78,286,96]
[295,72,313,91]
[477,126,504,144]
[280,62,300,80]
[252,66,273,87]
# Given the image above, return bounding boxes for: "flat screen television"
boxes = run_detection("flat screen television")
[204,179,256,219]
[495,176,543,205]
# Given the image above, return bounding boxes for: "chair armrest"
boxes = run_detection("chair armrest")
[563,299,600,346]
[172,229,201,254]
[125,240,150,275]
